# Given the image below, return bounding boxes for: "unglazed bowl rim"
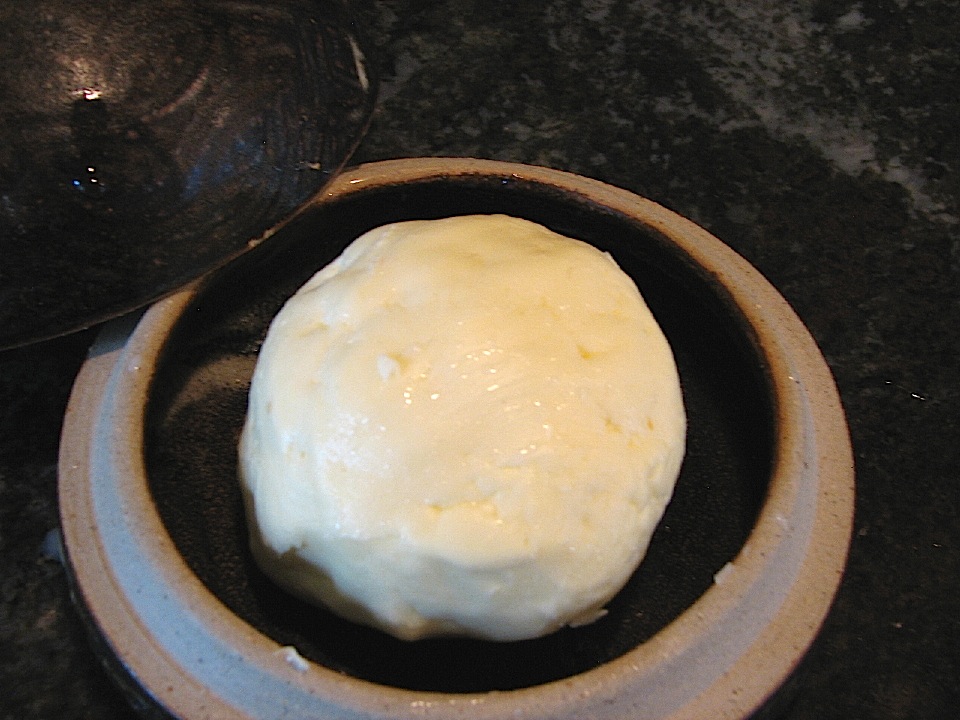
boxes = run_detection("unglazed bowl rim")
[59,158,854,720]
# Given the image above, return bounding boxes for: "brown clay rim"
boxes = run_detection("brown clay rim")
[59,158,854,720]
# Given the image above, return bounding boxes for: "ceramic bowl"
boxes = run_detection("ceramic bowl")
[59,158,854,719]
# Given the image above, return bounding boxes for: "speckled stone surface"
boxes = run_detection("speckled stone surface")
[1,1,957,718]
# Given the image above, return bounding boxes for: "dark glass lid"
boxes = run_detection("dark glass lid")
[0,0,377,350]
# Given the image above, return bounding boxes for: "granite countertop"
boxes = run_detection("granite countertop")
[1,1,957,718]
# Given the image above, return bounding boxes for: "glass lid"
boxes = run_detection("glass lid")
[0,0,377,350]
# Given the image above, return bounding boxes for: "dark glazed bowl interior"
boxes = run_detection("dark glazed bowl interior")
[143,172,777,693]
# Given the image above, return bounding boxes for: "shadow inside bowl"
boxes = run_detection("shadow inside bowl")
[143,173,776,693]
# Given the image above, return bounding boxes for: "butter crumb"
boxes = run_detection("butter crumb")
[714,562,736,586]
[275,645,309,672]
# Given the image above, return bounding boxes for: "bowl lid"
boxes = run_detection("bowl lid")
[0,0,377,350]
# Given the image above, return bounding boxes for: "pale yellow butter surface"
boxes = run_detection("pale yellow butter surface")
[239,214,685,641]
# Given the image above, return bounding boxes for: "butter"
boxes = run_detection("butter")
[239,215,686,641]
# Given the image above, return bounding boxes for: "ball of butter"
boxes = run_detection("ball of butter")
[238,214,686,641]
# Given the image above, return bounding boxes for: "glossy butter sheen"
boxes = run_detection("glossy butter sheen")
[239,215,686,641]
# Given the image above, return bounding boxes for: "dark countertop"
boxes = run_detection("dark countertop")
[2,1,957,718]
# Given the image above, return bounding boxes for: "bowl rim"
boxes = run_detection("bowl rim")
[59,157,855,720]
